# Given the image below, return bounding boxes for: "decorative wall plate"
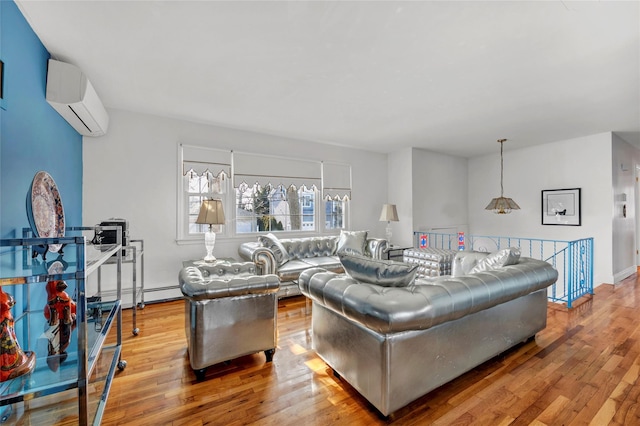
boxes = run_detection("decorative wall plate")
[26,171,65,253]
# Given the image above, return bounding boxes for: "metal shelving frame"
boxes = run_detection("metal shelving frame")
[1,226,125,425]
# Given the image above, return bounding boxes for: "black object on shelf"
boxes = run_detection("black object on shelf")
[92,219,128,255]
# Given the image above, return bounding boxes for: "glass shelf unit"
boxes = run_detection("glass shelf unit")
[23,227,144,336]
[98,239,144,336]
[0,228,125,425]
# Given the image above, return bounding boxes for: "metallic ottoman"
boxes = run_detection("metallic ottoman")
[402,247,457,278]
[179,260,280,380]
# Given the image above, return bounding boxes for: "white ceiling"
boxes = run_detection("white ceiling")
[15,0,640,157]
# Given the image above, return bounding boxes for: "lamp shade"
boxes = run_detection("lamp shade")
[485,197,521,214]
[196,199,225,225]
[379,204,399,222]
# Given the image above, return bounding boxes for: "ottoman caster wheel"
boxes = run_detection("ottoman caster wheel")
[194,368,207,381]
[118,360,127,371]
[265,348,275,362]
[132,328,139,336]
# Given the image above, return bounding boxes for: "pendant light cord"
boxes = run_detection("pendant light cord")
[500,140,504,198]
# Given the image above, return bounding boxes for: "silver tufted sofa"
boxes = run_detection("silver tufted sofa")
[299,252,558,416]
[238,234,388,299]
[179,260,280,380]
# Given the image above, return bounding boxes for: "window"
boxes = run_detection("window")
[322,162,351,230]
[235,184,317,233]
[186,171,227,235]
[177,145,231,242]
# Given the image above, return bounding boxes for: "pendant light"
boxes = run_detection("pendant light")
[485,139,520,214]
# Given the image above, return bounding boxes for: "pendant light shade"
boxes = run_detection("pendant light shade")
[485,139,520,214]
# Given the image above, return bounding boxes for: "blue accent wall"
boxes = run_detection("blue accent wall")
[1,0,83,239]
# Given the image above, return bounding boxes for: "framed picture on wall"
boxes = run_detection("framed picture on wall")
[541,188,581,226]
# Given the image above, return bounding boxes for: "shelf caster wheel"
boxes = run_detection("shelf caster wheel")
[1,404,13,423]
[118,360,127,371]
[139,303,145,309]
[132,328,139,336]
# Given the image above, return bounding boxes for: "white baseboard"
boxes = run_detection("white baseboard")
[614,265,637,283]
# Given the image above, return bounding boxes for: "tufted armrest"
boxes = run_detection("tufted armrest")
[366,238,390,259]
[238,242,277,275]
[179,265,279,301]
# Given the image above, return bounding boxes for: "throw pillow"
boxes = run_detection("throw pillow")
[339,253,418,287]
[451,252,488,277]
[469,247,521,274]
[258,233,290,266]
[336,230,368,256]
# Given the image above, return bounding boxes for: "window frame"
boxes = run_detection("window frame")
[176,144,232,244]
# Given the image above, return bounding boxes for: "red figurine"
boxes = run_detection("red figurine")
[0,286,36,382]
[44,280,77,327]
[44,280,76,370]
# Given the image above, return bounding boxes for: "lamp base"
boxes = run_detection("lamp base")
[203,228,216,262]
[385,222,393,246]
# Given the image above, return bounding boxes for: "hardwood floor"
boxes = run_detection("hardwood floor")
[97,273,640,426]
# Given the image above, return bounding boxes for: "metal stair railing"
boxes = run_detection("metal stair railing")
[412,232,594,308]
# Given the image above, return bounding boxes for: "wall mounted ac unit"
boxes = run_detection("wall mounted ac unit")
[45,59,109,137]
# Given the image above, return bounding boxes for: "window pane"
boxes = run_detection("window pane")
[235,185,317,234]
[189,196,203,215]
[185,171,226,236]
[325,200,345,229]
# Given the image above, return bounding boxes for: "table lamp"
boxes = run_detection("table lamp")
[379,204,399,245]
[196,199,225,262]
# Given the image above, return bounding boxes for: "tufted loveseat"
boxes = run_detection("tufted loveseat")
[299,249,558,416]
[238,231,388,299]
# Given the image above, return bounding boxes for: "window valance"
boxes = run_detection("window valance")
[322,162,352,200]
[181,144,231,178]
[232,151,322,190]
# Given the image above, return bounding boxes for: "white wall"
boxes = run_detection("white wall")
[387,148,413,247]
[83,109,388,301]
[386,147,468,248]
[468,132,614,286]
[612,133,638,281]
[411,148,468,235]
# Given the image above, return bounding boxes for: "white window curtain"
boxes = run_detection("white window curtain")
[232,151,321,190]
[322,162,352,200]
[182,145,231,178]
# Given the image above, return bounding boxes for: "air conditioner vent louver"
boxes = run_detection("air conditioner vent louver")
[68,105,93,133]
[46,59,109,137]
